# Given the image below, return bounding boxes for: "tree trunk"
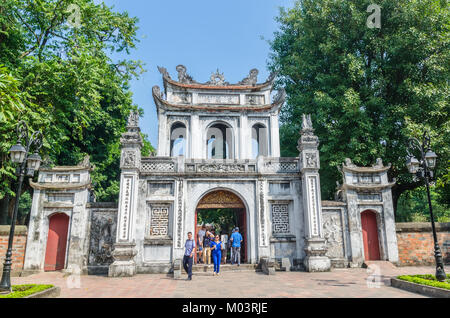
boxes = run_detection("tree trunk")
[0,194,10,225]
[391,181,422,218]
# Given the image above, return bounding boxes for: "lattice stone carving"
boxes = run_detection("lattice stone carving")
[272,204,290,234]
[141,161,175,172]
[149,204,170,236]
[264,162,298,172]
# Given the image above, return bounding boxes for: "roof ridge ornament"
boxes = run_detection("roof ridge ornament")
[273,89,286,105]
[238,68,259,85]
[176,64,196,84]
[206,69,229,86]
[157,66,171,79]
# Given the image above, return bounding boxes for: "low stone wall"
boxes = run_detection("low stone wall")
[396,222,450,266]
[0,225,28,271]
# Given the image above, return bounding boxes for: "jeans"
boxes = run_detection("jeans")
[202,247,211,264]
[183,255,193,278]
[232,246,241,265]
[212,252,221,273]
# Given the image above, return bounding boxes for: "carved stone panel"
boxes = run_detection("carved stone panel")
[148,182,174,196]
[245,95,265,105]
[198,94,240,105]
[259,180,267,246]
[308,176,319,237]
[197,164,245,173]
[119,176,133,241]
[171,92,192,104]
[176,181,183,248]
[122,150,137,168]
[322,210,345,259]
[88,210,117,266]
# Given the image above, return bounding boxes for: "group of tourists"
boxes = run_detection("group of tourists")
[182,225,243,280]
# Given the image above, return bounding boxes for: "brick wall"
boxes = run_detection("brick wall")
[396,222,450,266]
[0,225,28,271]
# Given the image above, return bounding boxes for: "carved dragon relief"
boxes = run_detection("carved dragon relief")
[88,214,117,266]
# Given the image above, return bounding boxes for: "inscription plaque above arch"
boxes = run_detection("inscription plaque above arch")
[197,190,245,209]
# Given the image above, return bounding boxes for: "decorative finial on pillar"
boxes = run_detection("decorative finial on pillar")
[297,114,319,153]
[127,110,139,128]
[120,111,143,147]
[301,114,314,132]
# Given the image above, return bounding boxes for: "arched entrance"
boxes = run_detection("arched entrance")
[361,210,381,261]
[195,190,247,263]
[44,213,70,271]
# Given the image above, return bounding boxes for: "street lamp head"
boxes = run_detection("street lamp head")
[406,156,420,174]
[26,152,42,176]
[425,150,437,169]
[8,143,26,164]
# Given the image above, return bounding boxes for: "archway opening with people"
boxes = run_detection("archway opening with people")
[194,190,247,265]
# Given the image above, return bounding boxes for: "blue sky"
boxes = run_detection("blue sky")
[98,0,295,146]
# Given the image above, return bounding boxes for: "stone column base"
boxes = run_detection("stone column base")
[303,237,331,272]
[108,242,137,277]
[108,260,137,277]
[304,256,331,272]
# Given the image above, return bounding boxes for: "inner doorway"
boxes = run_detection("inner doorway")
[44,213,70,271]
[361,210,381,261]
[195,190,247,264]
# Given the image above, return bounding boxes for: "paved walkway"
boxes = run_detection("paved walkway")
[11,265,433,298]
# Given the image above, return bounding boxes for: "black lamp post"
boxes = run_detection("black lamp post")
[0,121,43,294]
[406,131,446,282]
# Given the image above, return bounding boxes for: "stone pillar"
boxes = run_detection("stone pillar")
[157,110,167,157]
[270,113,280,157]
[297,114,330,272]
[109,111,142,277]
[240,114,248,159]
[190,114,201,158]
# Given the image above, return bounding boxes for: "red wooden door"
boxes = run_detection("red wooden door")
[44,213,69,271]
[237,208,247,263]
[194,209,198,263]
[361,210,381,260]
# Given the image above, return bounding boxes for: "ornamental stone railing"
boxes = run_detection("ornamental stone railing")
[262,157,299,173]
[139,156,299,175]
[184,159,257,174]
[141,157,176,173]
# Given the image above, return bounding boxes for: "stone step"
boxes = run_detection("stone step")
[192,264,257,273]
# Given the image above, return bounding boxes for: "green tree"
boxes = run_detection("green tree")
[269,0,449,214]
[0,0,153,223]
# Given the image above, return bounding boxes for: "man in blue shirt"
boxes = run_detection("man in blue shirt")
[230,227,243,266]
[183,232,196,280]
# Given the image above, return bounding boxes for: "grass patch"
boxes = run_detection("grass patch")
[397,274,450,290]
[0,284,54,298]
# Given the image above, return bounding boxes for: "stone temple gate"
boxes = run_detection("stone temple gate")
[23,66,399,276]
